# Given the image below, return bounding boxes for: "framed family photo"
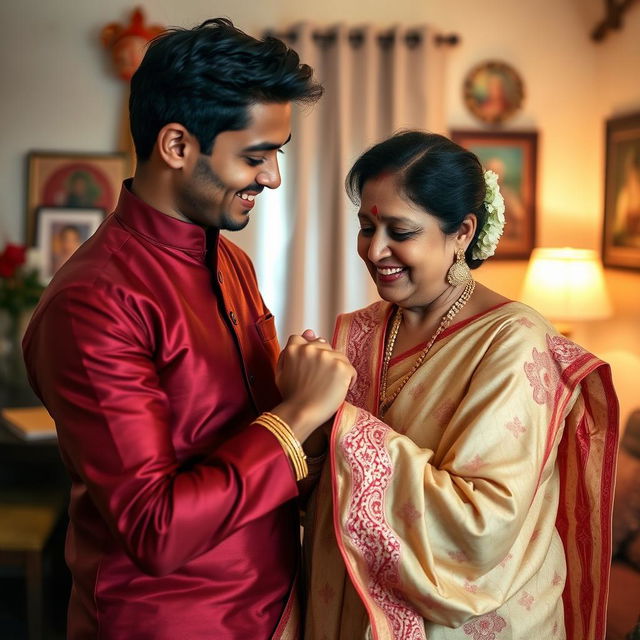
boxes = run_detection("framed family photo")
[602,112,640,270]
[451,130,537,259]
[26,151,127,245]
[36,207,105,282]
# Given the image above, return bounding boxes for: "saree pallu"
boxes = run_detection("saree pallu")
[304,301,618,640]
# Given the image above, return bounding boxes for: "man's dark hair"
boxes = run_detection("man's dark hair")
[130,18,323,161]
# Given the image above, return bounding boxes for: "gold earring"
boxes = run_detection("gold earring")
[447,248,473,286]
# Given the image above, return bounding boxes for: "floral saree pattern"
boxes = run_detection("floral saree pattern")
[305,301,618,640]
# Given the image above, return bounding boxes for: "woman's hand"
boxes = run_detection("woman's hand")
[272,333,356,443]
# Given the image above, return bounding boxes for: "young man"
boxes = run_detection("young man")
[23,19,354,640]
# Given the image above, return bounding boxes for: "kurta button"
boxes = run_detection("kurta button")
[248,374,255,384]
[217,270,223,284]
[229,310,238,325]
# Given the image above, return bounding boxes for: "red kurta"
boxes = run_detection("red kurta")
[23,183,300,639]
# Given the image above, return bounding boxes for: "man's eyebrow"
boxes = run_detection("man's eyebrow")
[242,133,292,152]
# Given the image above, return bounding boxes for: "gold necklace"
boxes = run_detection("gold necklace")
[379,280,476,416]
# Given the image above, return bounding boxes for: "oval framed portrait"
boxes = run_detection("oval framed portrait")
[463,60,525,125]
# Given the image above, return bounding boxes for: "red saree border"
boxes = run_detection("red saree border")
[556,432,574,639]
[329,404,381,634]
[554,360,618,640]
[594,366,618,640]
[574,407,594,637]
[272,570,301,640]
[335,301,393,416]
[528,334,618,640]
[330,404,426,640]
[540,350,599,474]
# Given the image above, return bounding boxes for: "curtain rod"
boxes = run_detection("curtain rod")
[265,29,460,49]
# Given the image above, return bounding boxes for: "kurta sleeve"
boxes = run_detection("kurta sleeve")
[25,283,298,577]
[330,322,584,627]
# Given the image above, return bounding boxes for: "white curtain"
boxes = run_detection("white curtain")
[251,23,447,341]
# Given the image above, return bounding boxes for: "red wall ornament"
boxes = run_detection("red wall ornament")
[100,8,165,173]
[101,7,165,81]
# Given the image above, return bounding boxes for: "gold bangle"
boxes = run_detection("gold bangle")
[261,413,308,480]
[264,420,307,481]
[254,413,308,481]
[255,418,303,479]
[263,413,307,462]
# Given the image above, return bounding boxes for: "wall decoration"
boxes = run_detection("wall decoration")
[101,8,165,173]
[591,0,638,41]
[463,60,525,125]
[101,7,164,82]
[35,207,105,281]
[451,130,537,259]
[602,111,640,270]
[26,151,126,246]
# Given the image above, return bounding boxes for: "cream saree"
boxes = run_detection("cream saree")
[304,301,618,640]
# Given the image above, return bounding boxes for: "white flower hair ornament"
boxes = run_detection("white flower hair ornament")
[471,169,506,260]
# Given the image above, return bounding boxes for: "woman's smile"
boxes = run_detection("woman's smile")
[375,264,408,284]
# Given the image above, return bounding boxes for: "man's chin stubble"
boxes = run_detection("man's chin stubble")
[219,211,250,232]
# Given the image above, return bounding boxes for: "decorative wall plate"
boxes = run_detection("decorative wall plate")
[463,60,525,125]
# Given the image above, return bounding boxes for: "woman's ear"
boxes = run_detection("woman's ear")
[457,213,477,247]
[155,123,197,170]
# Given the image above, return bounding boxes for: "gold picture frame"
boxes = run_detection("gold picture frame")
[451,130,537,259]
[602,112,640,270]
[26,151,127,245]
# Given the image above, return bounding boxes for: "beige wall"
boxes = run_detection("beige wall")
[590,5,640,430]
[1,0,638,423]
[475,5,640,427]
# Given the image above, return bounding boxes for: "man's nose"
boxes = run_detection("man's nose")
[256,157,282,189]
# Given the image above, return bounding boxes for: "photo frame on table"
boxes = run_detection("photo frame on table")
[451,130,537,259]
[602,111,640,270]
[35,207,105,282]
[26,151,127,246]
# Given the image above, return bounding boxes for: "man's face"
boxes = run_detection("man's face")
[176,101,292,231]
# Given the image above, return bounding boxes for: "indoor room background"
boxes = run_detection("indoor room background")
[0,1,638,427]
[1,1,640,638]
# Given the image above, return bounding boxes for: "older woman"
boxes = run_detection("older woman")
[303,132,618,640]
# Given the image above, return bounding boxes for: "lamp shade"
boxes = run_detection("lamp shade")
[520,248,612,321]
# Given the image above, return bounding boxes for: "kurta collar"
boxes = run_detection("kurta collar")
[114,179,218,259]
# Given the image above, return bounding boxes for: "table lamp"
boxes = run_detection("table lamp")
[520,247,613,336]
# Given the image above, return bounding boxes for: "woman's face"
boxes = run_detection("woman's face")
[357,173,457,309]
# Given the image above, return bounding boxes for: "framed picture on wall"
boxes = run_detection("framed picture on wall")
[26,151,127,246]
[35,207,105,282]
[451,130,537,259]
[602,111,640,270]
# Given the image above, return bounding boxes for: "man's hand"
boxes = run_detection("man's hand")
[272,334,356,443]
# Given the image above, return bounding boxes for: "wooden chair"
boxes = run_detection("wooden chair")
[0,502,62,640]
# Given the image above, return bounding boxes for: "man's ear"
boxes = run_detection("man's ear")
[156,123,197,169]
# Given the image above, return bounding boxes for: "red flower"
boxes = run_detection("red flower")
[0,244,27,278]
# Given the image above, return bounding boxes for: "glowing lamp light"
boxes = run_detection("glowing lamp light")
[520,247,612,335]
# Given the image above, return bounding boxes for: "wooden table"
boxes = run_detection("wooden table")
[0,382,70,639]
[0,385,66,495]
